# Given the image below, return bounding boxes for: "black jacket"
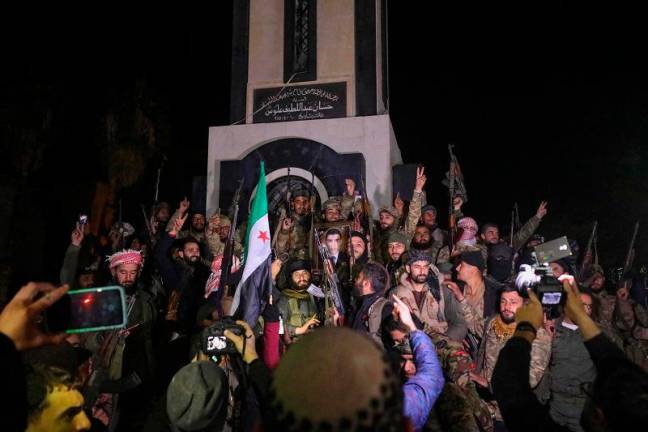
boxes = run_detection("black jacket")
[156,233,211,335]
[492,332,625,432]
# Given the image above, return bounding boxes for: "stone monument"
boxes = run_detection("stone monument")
[207,0,402,217]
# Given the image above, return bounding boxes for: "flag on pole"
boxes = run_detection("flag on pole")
[230,162,273,326]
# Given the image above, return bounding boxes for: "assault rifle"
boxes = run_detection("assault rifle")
[221,179,244,292]
[359,176,374,259]
[579,221,598,278]
[271,171,293,256]
[314,232,346,319]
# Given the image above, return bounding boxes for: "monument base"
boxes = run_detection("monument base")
[207,114,401,218]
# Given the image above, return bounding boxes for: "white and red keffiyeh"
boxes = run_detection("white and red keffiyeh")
[107,249,143,270]
[204,255,224,298]
[204,254,241,298]
[457,217,478,241]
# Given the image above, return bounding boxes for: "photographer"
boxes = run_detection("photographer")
[163,316,271,432]
[492,278,648,431]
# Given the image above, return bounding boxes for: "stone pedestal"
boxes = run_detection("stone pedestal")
[207,114,400,217]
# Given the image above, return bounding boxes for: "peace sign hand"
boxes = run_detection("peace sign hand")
[415,166,427,192]
[171,213,188,235]
[179,197,190,215]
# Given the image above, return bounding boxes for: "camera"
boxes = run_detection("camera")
[515,236,573,318]
[201,317,245,356]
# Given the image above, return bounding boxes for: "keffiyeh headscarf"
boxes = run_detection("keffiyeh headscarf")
[107,249,143,270]
[457,217,478,244]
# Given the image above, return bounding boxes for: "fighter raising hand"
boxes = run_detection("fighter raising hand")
[415,166,427,193]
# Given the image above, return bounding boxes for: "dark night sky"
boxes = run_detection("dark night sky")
[2,4,647,282]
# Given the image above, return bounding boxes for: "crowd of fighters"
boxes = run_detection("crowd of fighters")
[1,165,648,432]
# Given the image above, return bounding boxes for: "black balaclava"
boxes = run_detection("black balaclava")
[488,242,514,282]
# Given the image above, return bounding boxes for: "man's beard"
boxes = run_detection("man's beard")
[290,278,310,291]
[379,222,393,231]
[117,279,138,293]
[411,273,428,284]
[191,223,205,232]
[411,238,433,250]
[500,312,516,324]
[389,253,403,263]
[184,256,200,266]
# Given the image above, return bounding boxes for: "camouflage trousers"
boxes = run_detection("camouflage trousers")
[429,333,494,432]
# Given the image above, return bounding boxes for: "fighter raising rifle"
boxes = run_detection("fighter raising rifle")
[358,176,374,260]
[271,169,293,263]
[221,178,244,295]
[444,144,468,251]
[578,221,598,280]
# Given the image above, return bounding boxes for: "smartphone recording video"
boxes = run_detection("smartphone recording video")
[45,286,127,334]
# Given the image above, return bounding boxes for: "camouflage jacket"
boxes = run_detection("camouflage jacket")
[340,193,363,220]
[437,243,488,266]
[615,296,640,335]
[395,274,467,342]
[404,190,426,236]
[205,232,242,259]
[476,315,552,387]
[372,225,397,265]
[592,290,617,325]
[616,298,648,371]
[273,224,308,259]
[511,215,542,252]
